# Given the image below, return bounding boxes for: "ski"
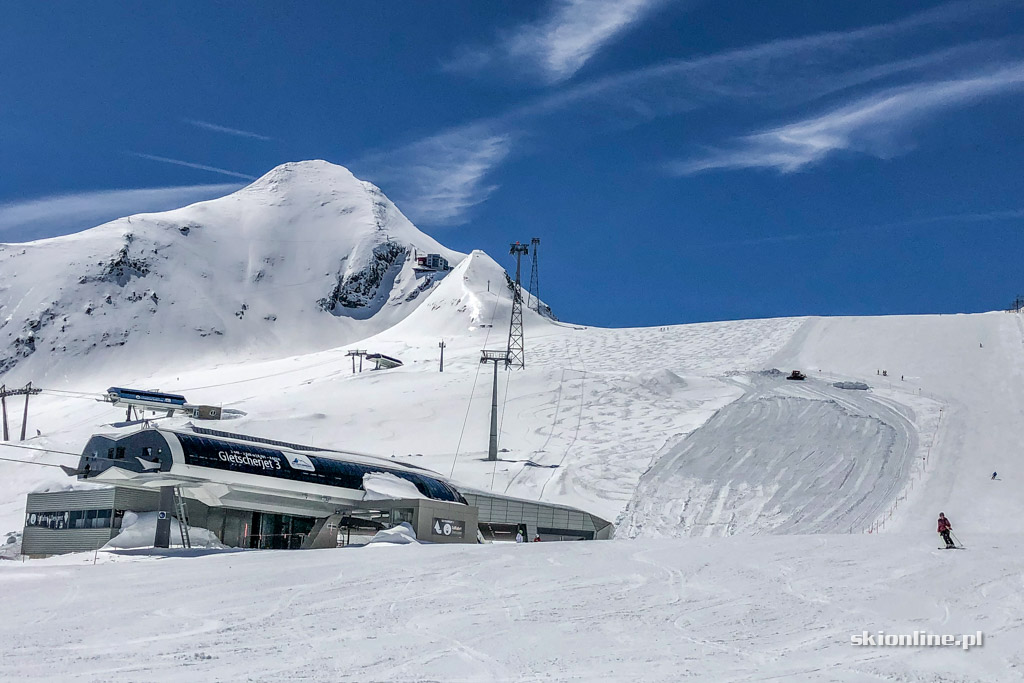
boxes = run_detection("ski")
[937,547,966,550]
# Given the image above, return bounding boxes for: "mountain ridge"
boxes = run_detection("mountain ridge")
[0,161,467,383]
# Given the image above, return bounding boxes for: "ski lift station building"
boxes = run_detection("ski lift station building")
[21,426,612,557]
[413,253,449,271]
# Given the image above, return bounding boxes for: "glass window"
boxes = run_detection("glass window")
[115,447,125,459]
[27,509,112,530]
[107,448,114,459]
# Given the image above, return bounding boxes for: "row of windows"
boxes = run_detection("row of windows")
[176,434,465,504]
[91,445,158,462]
[25,509,113,530]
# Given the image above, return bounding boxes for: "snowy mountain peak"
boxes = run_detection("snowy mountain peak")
[0,161,467,384]
[246,159,353,189]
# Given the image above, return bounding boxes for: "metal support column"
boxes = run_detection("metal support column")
[488,360,499,460]
[20,384,31,441]
[481,350,508,461]
[155,486,175,548]
[0,383,40,441]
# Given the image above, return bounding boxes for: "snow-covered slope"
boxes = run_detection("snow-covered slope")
[3,264,1024,679]
[5,159,1024,680]
[772,313,1024,534]
[0,161,463,384]
[1,534,1020,682]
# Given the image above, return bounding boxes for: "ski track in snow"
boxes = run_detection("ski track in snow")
[1,535,1021,682]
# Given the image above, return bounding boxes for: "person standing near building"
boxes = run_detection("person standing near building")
[515,530,524,543]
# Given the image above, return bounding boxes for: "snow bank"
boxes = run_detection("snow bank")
[102,511,226,550]
[362,472,428,501]
[30,480,108,494]
[0,532,20,560]
[365,521,418,545]
[833,381,870,390]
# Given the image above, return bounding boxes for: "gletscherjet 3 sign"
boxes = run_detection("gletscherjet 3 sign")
[180,433,318,475]
[212,449,316,473]
[217,449,282,471]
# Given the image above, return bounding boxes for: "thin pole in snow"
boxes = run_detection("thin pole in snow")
[13,383,40,442]
[1,385,7,441]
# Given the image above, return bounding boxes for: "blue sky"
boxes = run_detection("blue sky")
[2,1,1023,327]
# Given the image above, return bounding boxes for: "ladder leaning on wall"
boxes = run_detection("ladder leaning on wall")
[173,487,191,549]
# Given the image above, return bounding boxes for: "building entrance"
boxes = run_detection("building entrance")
[248,512,316,549]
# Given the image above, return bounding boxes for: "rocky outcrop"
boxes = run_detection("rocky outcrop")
[319,241,407,313]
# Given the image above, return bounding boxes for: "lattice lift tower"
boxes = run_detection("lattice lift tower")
[507,242,530,369]
[528,238,541,312]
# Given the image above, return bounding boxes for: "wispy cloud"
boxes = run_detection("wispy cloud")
[691,209,1024,250]
[376,1,1018,223]
[129,152,258,180]
[507,5,1017,125]
[449,0,670,83]
[359,127,514,225]
[184,118,273,141]
[670,63,1024,174]
[0,184,242,241]
[511,0,670,82]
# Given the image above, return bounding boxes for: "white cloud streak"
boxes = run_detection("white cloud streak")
[184,119,273,141]
[377,1,1017,223]
[505,0,670,83]
[0,184,243,241]
[129,152,258,180]
[671,63,1024,174]
[691,209,1024,250]
[360,128,513,225]
[507,4,1016,123]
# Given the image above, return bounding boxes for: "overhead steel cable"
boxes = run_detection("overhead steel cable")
[0,455,66,468]
[0,442,84,459]
[450,296,502,478]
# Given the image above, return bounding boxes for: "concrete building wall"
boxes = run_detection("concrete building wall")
[23,490,118,557]
[463,491,613,540]
[111,487,158,511]
[24,487,216,557]
[26,489,115,512]
[22,528,116,557]
[413,499,478,544]
[23,485,608,556]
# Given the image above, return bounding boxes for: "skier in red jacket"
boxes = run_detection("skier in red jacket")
[937,513,954,548]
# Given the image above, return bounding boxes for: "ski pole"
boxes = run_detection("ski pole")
[951,531,964,548]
